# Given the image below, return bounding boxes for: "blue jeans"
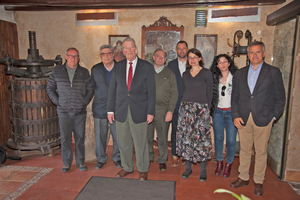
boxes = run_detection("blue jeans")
[212,108,237,164]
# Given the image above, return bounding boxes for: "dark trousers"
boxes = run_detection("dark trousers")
[171,111,179,156]
[58,113,86,166]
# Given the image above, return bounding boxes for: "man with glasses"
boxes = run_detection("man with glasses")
[91,45,121,170]
[167,41,189,167]
[47,47,94,173]
[147,49,178,171]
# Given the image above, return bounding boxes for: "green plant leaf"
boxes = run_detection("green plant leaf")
[241,194,251,200]
[213,189,242,200]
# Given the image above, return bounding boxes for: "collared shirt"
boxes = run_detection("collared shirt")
[66,64,77,84]
[247,62,263,94]
[178,58,187,77]
[154,65,165,73]
[126,57,138,84]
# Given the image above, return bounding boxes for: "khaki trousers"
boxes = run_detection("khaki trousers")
[116,107,149,173]
[238,113,274,184]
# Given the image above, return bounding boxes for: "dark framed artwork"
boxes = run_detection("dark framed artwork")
[142,16,184,65]
[109,35,129,62]
[194,34,218,68]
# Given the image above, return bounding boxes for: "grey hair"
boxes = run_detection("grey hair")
[122,37,137,48]
[247,41,265,52]
[154,48,167,57]
[100,45,113,54]
[66,47,79,55]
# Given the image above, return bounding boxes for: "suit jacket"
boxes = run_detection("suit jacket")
[167,58,189,113]
[231,62,285,127]
[107,58,156,124]
[91,61,116,119]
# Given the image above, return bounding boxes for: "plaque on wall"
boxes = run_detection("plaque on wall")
[142,16,184,65]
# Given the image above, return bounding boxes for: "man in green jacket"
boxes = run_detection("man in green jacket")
[147,49,178,171]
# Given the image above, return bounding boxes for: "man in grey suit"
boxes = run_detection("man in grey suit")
[230,41,286,196]
[91,45,121,170]
[167,41,189,167]
[107,37,156,181]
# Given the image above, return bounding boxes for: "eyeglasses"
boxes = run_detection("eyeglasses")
[100,52,113,56]
[67,54,79,59]
[154,55,166,58]
[221,86,226,96]
[188,56,199,60]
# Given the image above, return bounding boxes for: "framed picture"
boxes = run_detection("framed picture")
[194,34,218,68]
[142,16,184,65]
[109,35,129,62]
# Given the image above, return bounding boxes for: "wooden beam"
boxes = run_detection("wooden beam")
[2,0,286,11]
[267,0,300,26]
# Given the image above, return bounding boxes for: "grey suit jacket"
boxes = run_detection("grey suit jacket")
[231,62,286,127]
[107,58,156,124]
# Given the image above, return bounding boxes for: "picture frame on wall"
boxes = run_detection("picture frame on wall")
[109,35,129,62]
[194,34,217,68]
[141,16,184,65]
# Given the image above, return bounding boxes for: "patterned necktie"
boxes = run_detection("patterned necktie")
[127,62,133,90]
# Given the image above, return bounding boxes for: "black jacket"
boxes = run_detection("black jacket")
[91,61,115,119]
[46,63,94,115]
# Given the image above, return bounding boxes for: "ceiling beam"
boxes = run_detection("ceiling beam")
[2,0,285,11]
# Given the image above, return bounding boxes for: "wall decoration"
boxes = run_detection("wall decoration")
[194,34,217,68]
[142,16,184,65]
[109,35,129,62]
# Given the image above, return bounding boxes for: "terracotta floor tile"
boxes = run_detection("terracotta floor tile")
[0,194,9,200]
[0,170,15,180]
[0,181,23,194]
[6,171,38,182]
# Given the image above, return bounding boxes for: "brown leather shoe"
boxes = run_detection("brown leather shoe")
[159,163,167,171]
[139,172,148,181]
[223,163,232,178]
[116,169,133,178]
[172,156,179,167]
[215,161,223,176]
[254,183,264,196]
[230,178,249,188]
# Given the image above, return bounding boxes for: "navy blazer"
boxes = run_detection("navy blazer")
[231,62,286,127]
[107,58,156,124]
[167,58,189,113]
[91,61,116,119]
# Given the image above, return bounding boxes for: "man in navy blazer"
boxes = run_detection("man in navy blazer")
[107,37,156,181]
[230,41,285,196]
[167,41,189,167]
[91,45,121,170]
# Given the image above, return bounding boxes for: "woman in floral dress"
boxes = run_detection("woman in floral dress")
[176,48,213,181]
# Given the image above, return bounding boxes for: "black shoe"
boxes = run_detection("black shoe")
[182,170,192,178]
[62,165,71,173]
[76,163,88,171]
[199,176,207,182]
[114,161,122,168]
[95,162,105,169]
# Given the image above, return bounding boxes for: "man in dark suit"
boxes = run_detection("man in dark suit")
[91,45,121,170]
[167,41,189,167]
[107,37,156,181]
[230,41,285,196]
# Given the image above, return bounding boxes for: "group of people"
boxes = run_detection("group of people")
[46,38,285,197]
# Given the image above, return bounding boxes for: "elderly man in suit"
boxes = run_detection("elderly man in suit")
[230,41,285,196]
[167,41,189,167]
[91,45,121,170]
[107,37,156,181]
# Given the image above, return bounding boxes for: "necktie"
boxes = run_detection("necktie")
[127,62,133,90]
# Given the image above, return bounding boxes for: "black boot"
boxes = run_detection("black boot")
[182,160,192,178]
[200,160,207,182]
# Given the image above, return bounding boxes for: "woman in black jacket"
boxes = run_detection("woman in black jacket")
[210,54,238,178]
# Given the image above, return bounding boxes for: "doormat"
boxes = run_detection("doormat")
[75,176,176,200]
[0,165,53,200]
